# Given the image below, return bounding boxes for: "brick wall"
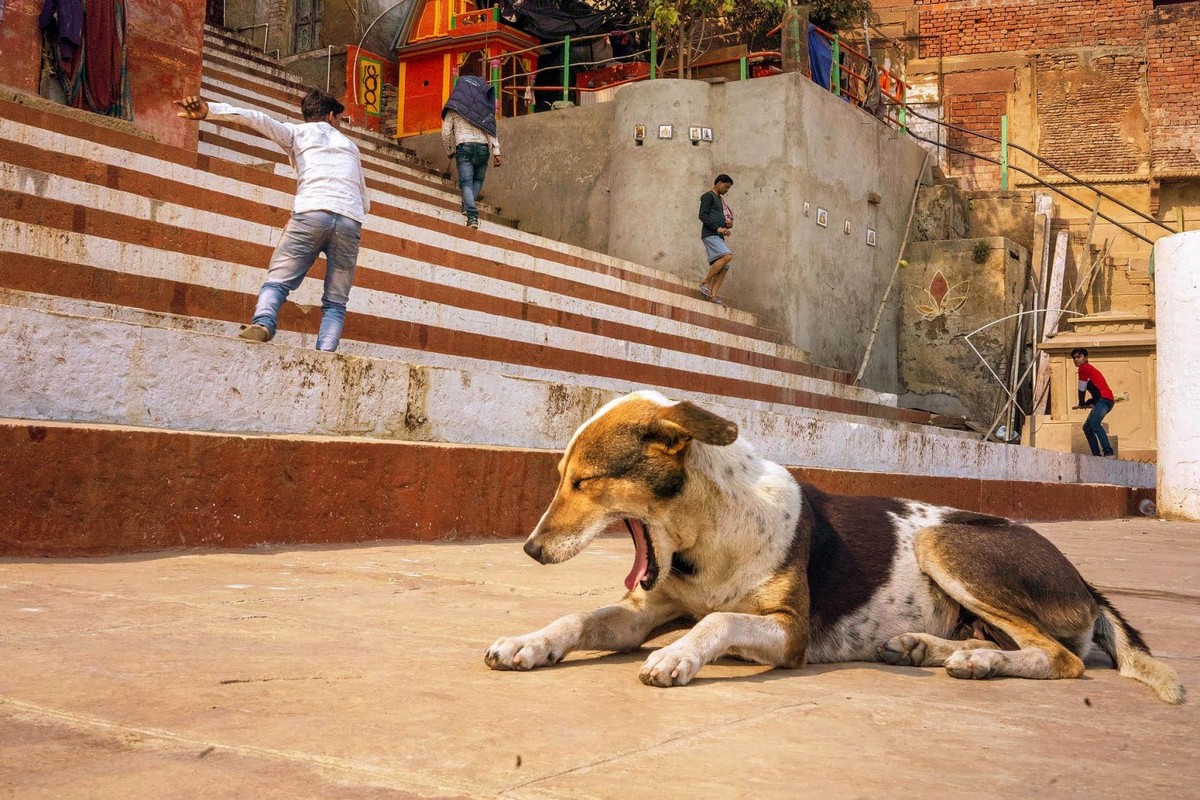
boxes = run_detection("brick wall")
[1147,5,1200,173]
[948,92,1005,190]
[1035,53,1147,176]
[916,0,1146,58]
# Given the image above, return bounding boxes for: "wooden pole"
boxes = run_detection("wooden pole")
[854,151,930,387]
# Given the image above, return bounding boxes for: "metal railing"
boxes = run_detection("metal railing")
[807,24,908,130]
[899,104,1176,246]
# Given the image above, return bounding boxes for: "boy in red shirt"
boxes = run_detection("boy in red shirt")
[1071,348,1116,458]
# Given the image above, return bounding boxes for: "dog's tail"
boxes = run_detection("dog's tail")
[1089,583,1185,704]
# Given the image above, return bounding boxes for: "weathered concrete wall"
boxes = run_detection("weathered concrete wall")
[438,101,615,255]
[968,191,1036,253]
[913,183,970,242]
[899,237,1028,422]
[404,74,928,390]
[0,0,205,150]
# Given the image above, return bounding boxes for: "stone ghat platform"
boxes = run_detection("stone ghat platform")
[1,417,1153,557]
[0,519,1195,797]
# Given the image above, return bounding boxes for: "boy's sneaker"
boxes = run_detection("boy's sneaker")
[698,283,712,298]
[237,324,272,342]
[711,296,727,307]
[466,218,479,229]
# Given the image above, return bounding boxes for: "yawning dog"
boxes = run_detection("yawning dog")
[484,391,1185,703]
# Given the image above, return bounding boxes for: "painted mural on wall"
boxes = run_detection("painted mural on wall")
[914,269,970,321]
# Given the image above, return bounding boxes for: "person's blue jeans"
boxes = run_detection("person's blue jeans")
[252,210,361,352]
[454,142,490,222]
[1082,398,1115,457]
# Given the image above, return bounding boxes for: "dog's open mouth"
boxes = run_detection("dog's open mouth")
[623,518,659,591]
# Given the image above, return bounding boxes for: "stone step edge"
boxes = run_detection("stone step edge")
[0,285,911,438]
[0,286,897,428]
[0,418,1151,557]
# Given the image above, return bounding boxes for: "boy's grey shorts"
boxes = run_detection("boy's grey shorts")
[703,234,732,265]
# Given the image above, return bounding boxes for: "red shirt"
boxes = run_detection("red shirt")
[1077,363,1114,402]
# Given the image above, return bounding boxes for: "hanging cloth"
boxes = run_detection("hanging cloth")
[79,0,131,117]
[807,24,832,91]
[39,0,131,118]
[863,56,884,118]
[39,0,84,59]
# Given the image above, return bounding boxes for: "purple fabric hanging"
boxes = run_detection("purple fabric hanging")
[39,0,84,60]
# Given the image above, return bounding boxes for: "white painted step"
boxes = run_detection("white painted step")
[3,294,1146,493]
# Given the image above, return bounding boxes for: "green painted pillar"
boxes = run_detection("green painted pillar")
[831,35,840,95]
[650,28,657,80]
[562,35,571,102]
[739,56,748,80]
[491,58,501,114]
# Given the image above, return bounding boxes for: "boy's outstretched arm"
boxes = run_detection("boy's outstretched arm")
[173,95,295,152]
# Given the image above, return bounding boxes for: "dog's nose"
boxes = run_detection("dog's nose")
[523,538,544,563]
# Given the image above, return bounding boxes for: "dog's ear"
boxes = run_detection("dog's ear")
[646,401,738,454]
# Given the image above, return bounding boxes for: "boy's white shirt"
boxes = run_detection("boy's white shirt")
[207,102,370,223]
[440,110,501,156]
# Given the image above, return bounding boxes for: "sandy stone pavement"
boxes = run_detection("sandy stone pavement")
[1,518,1197,798]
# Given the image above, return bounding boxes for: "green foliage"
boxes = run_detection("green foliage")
[726,0,786,51]
[806,0,875,32]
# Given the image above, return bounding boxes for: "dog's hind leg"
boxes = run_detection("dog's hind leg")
[485,594,680,671]
[911,523,1096,682]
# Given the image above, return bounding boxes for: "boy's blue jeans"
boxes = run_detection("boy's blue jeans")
[1082,398,1115,457]
[454,142,490,222]
[252,210,361,351]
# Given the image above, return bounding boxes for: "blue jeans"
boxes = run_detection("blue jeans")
[1082,398,1115,457]
[454,142,490,222]
[252,210,361,352]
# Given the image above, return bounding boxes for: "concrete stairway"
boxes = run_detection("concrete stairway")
[0,39,1154,556]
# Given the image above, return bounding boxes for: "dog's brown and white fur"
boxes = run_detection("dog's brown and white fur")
[485,391,1185,703]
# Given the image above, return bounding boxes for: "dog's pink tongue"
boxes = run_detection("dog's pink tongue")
[624,519,649,591]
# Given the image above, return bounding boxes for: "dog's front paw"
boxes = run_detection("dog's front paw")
[944,648,1004,680]
[484,634,561,671]
[639,644,704,687]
